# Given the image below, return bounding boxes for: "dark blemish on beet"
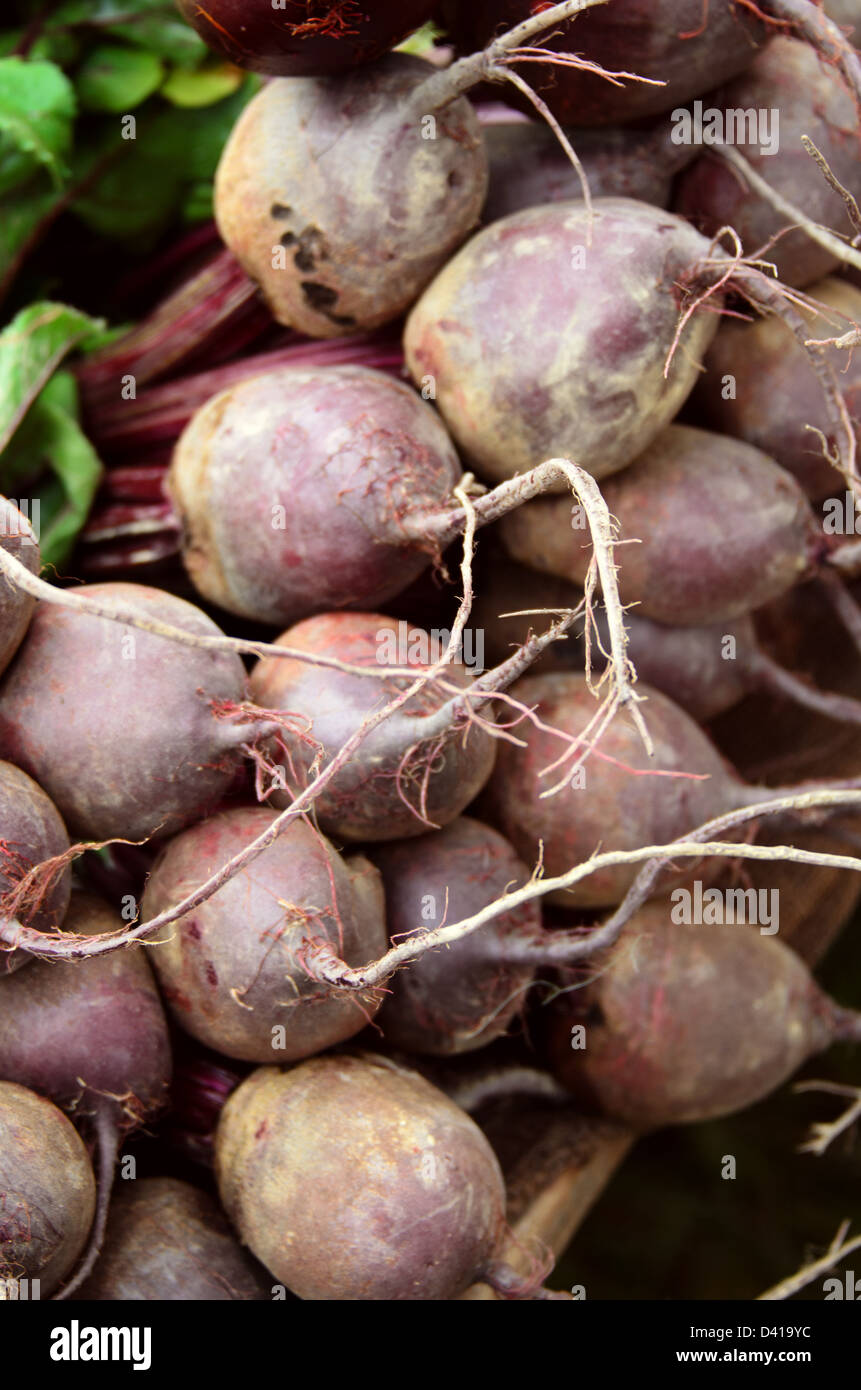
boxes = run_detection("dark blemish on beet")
[270,203,293,220]
[205,961,218,988]
[187,920,202,941]
[280,231,297,247]
[254,1120,268,1140]
[300,281,356,327]
[293,226,327,274]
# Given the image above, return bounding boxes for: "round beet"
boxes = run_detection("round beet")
[481,119,692,224]
[176,0,438,76]
[0,761,71,976]
[541,900,841,1128]
[0,583,252,842]
[370,817,541,1055]
[142,806,387,1063]
[77,1177,271,1300]
[0,500,38,678]
[674,37,861,288]
[0,891,172,1126]
[0,1081,96,1297]
[167,366,461,625]
[215,1054,508,1299]
[249,611,498,842]
[499,424,821,626]
[692,276,861,499]
[444,1,767,126]
[487,672,743,908]
[214,53,487,335]
[404,199,720,485]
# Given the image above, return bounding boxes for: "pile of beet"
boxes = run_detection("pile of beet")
[3,0,861,1304]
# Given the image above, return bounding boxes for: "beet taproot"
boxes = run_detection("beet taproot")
[215,1053,510,1299]
[176,0,438,77]
[142,806,387,1063]
[486,672,745,908]
[0,891,171,1127]
[480,118,692,224]
[444,1,768,126]
[249,611,497,842]
[370,817,541,1055]
[77,1177,271,1301]
[0,760,71,976]
[0,583,254,843]
[0,1081,95,1297]
[499,424,821,626]
[214,53,487,335]
[541,900,851,1128]
[404,198,720,485]
[674,36,861,288]
[167,365,462,626]
[692,276,861,499]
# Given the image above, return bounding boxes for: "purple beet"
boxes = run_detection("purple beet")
[167,365,462,625]
[215,1053,517,1300]
[499,424,821,626]
[176,0,439,76]
[691,276,861,499]
[0,891,173,1297]
[0,1081,96,1297]
[77,1178,271,1301]
[0,760,71,976]
[0,583,257,843]
[249,611,498,842]
[369,816,541,1055]
[444,1,768,125]
[404,199,722,485]
[141,805,388,1063]
[674,36,861,288]
[540,899,861,1128]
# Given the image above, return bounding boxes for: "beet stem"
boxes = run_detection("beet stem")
[411,0,610,111]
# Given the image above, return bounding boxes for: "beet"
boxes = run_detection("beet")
[480,118,692,224]
[404,199,720,485]
[0,500,38,678]
[77,1178,271,1301]
[214,52,487,335]
[692,276,861,499]
[0,583,255,842]
[369,816,541,1055]
[444,1,768,125]
[674,37,861,288]
[0,1081,95,1297]
[0,891,173,1297]
[215,1054,510,1299]
[0,891,171,1127]
[499,424,821,626]
[212,4,618,336]
[167,365,461,625]
[249,611,498,842]
[541,900,849,1128]
[0,760,71,976]
[176,0,438,76]
[142,806,387,1062]
[486,671,745,908]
